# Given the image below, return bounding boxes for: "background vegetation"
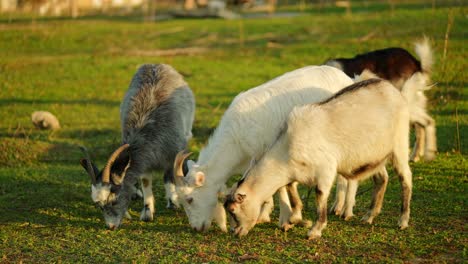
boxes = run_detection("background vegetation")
[0,1,466,262]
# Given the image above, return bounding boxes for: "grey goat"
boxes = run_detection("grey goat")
[80,64,195,230]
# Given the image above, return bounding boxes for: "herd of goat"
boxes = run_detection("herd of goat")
[79,37,436,239]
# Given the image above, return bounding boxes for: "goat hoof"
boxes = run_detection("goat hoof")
[307,231,322,240]
[424,152,436,162]
[399,222,409,230]
[166,199,179,210]
[140,208,154,222]
[124,211,132,220]
[281,222,294,232]
[344,214,354,221]
[361,215,374,224]
[410,155,420,163]
[288,212,303,225]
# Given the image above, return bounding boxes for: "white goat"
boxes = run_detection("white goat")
[173,66,354,232]
[225,78,413,239]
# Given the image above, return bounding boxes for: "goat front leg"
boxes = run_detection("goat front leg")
[257,196,273,224]
[164,168,179,209]
[277,186,294,231]
[362,166,389,224]
[308,172,334,240]
[140,173,155,222]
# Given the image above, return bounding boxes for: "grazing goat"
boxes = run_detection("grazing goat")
[225,78,413,239]
[80,64,195,230]
[325,38,436,162]
[325,39,436,220]
[173,66,354,232]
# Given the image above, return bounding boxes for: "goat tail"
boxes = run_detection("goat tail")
[414,36,433,73]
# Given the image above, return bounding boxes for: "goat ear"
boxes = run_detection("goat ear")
[235,193,246,204]
[80,158,99,185]
[194,171,205,186]
[109,150,131,185]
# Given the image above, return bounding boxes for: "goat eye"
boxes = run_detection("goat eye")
[186,197,193,204]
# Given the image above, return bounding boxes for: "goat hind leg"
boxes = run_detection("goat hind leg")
[343,179,358,221]
[362,167,389,224]
[410,123,425,162]
[164,168,179,209]
[330,174,347,215]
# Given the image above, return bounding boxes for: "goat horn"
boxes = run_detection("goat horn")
[102,144,130,184]
[174,150,192,185]
[79,145,97,185]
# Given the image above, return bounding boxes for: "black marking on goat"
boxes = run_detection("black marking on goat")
[236,176,246,189]
[319,78,382,105]
[315,186,323,196]
[330,47,423,81]
[224,195,240,225]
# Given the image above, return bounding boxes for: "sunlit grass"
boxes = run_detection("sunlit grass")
[0,1,466,262]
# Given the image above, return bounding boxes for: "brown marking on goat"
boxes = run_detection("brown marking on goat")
[342,154,391,180]
[315,187,327,224]
[319,78,383,105]
[124,64,188,130]
[142,178,150,188]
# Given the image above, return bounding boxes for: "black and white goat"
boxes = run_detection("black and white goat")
[325,39,436,220]
[325,38,436,162]
[225,79,414,239]
[80,64,195,230]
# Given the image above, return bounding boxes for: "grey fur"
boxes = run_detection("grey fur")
[81,64,195,229]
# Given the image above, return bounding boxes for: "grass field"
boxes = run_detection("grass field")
[0,1,467,262]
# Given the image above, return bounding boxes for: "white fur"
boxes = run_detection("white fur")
[176,66,354,232]
[229,79,414,239]
[91,184,111,205]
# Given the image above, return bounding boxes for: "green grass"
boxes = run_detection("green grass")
[0,1,467,262]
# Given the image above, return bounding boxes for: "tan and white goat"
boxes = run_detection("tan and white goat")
[225,79,414,239]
